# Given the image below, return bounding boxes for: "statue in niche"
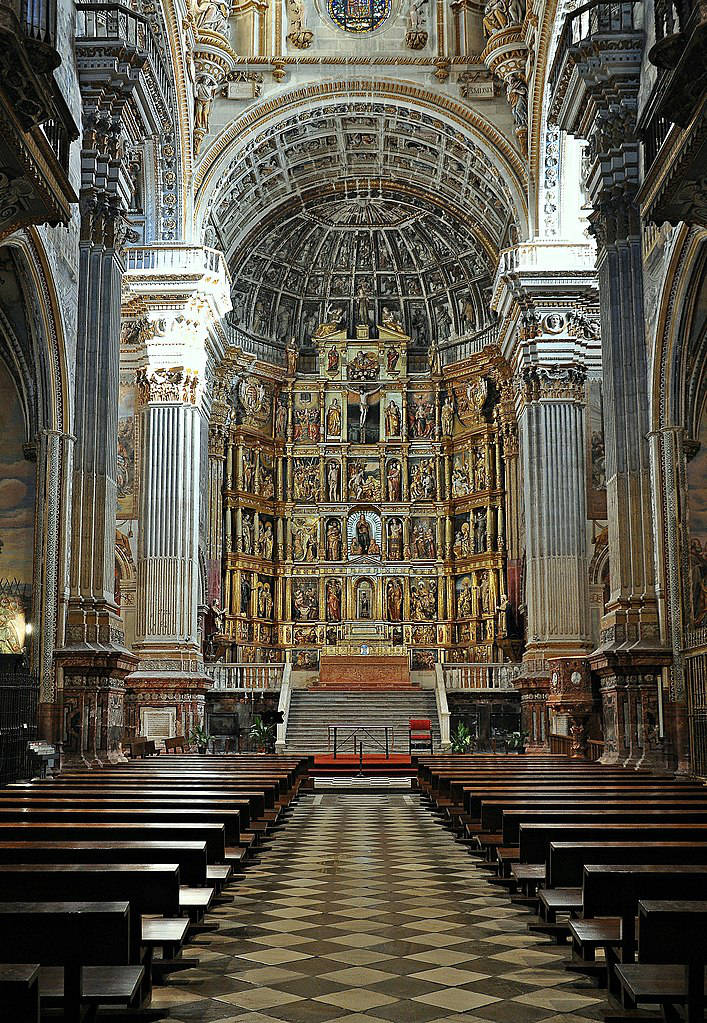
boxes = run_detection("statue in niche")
[457,580,473,617]
[454,521,471,558]
[474,446,487,490]
[242,449,255,492]
[285,0,313,48]
[386,578,404,622]
[410,307,427,345]
[326,579,342,621]
[326,399,342,438]
[436,304,453,342]
[496,593,510,635]
[327,461,340,502]
[326,520,342,561]
[252,299,269,335]
[193,76,215,141]
[482,0,523,35]
[480,570,491,613]
[386,459,402,502]
[356,282,370,326]
[385,400,401,438]
[275,397,288,439]
[441,395,454,437]
[260,521,274,560]
[258,582,273,619]
[459,294,476,333]
[405,0,428,48]
[386,347,401,374]
[326,348,340,375]
[387,518,403,560]
[474,508,487,553]
[240,573,252,614]
[354,512,371,555]
[242,514,254,555]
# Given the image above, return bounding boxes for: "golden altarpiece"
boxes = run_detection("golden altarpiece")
[209,318,519,674]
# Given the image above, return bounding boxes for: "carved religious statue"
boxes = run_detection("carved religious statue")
[326,398,341,437]
[326,520,342,561]
[387,518,403,560]
[285,0,313,48]
[405,0,428,49]
[356,283,369,327]
[386,459,402,501]
[188,0,230,34]
[386,577,404,622]
[385,399,401,437]
[441,395,454,437]
[327,461,340,502]
[326,579,342,621]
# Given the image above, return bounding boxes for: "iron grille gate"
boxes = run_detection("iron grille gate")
[0,672,39,785]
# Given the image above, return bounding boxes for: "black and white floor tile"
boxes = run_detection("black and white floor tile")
[151,793,607,1023]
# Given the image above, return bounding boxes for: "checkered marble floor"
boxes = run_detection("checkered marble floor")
[151,793,608,1023]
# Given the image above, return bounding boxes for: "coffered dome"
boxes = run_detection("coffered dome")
[226,197,494,348]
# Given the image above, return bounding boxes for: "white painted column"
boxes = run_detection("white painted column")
[136,400,203,650]
[519,368,591,656]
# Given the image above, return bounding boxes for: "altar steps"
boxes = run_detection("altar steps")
[284,689,440,755]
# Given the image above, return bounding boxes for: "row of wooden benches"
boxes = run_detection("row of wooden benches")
[416,754,707,1022]
[0,753,309,1022]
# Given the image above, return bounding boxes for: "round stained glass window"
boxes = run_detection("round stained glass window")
[328,0,391,32]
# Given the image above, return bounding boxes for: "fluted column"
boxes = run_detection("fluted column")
[519,366,592,657]
[136,399,202,651]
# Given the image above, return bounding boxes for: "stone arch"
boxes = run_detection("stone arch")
[0,230,73,732]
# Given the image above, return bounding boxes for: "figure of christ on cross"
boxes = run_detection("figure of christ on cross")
[350,384,382,441]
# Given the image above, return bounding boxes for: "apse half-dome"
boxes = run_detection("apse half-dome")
[227,197,494,350]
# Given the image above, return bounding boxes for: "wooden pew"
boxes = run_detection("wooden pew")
[0,821,230,865]
[0,963,39,1023]
[0,805,242,845]
[0,901,142,1023]
[0,840,209,886]
[614,900,707,1023]
[550,841,707,890]
[0,863,186,990]
[572,859,707,969]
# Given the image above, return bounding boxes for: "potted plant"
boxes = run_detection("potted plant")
[507,730,528,754]
[249,715,275,753]
[190,725,212,755]
[451,721,474,754]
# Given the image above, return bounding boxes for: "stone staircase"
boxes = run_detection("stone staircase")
[284,689,441,755]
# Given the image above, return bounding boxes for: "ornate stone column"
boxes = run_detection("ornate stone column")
[122,245,231,736]
[518,365,592,661]
[549,5,671,765]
